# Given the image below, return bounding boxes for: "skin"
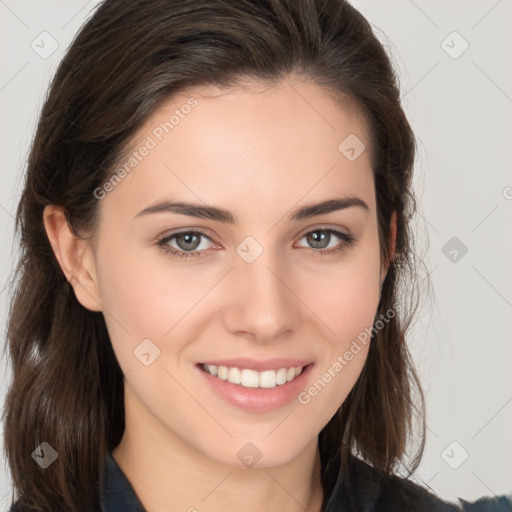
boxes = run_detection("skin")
[44,77,396,512]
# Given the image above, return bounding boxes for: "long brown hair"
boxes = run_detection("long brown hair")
[2,0,427,510]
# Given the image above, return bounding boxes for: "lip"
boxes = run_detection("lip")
[198,358,313,372]
[194,362,314,412]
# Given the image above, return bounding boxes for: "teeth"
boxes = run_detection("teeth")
[241,369,259,388]
[202,364,305,388]
[276,368,287,385]
[228,367,241,384]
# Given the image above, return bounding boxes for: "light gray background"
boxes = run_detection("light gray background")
[1,0,511,508]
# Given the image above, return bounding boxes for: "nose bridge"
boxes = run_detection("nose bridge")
[224,243,300,341]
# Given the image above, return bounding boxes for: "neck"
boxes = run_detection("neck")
[112,386,324,512]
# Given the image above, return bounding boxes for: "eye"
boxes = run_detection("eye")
[295,228,356,256]
[157,230,216,259]
[157,227,356,260]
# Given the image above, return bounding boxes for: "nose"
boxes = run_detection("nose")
[223,249,301,343]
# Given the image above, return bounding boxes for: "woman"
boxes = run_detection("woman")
[2,0,510,510]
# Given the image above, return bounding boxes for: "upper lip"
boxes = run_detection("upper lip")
[198,358,313,372]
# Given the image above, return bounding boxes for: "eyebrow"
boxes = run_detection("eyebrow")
[134,196,369,223]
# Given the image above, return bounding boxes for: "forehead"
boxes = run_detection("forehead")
[100,78,375,221]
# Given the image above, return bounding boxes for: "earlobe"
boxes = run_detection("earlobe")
[43,205,103,312]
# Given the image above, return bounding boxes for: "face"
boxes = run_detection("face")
[79,78,391,467]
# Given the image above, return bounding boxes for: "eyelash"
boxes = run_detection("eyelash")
[156,228,356,260]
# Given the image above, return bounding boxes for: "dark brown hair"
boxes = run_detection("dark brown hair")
[2,0,427,510]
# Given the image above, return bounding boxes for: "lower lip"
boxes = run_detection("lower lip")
[195,363,314,412]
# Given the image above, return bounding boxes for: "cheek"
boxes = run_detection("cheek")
[296,296,377,430]
[298,244,381,349]
[95,244,219,370]
[294,242,381,411]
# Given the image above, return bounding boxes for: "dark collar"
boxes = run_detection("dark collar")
[102,452,146,511]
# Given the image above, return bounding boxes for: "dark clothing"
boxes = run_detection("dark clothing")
[8,451,512,511]
[323,455,512,512]
[100,452,146,512]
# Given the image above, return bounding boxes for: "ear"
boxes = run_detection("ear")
[43,205,102,312]
[380,210,397,290]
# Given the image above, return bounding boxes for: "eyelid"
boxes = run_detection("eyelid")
[294,223,352,240]
[157,223,352,244]
[157,228,219,248]
[157,226,218,244]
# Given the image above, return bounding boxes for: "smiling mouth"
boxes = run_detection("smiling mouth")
[198,363,311,389]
